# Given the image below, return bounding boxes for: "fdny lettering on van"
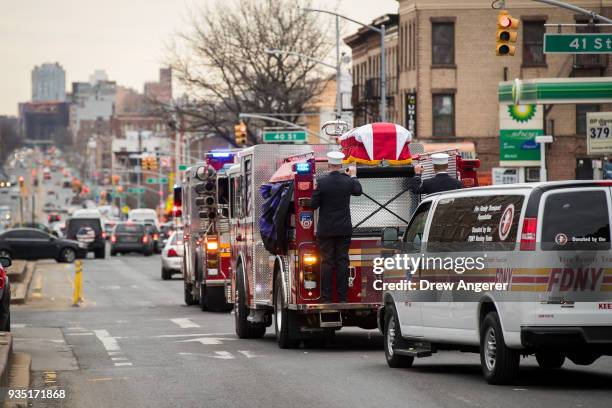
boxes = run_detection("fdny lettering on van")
[547,268,604,292]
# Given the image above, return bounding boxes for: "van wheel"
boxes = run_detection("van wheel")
[161,267,171,280]
[184,282,197,306]
[235,263,265,339]
[274,273,299,349]
[536,351,565,369]
[384,305,414,368]
[480,312,519,384]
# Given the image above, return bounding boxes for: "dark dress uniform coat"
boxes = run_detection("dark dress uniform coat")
[411,172,462,195]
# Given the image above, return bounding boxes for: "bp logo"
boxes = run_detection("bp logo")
[508,104,536,123]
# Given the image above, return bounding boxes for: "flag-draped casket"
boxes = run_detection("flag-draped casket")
[338,122,413,165]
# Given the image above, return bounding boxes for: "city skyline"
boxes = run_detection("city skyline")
[0,0,398,116]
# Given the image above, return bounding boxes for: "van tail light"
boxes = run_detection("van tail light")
[101,232,107,240]
[142,235,149,244]
[153,233,159,241]
[111,235,117,243]
[520,217,537,251]
[167,248,179,257]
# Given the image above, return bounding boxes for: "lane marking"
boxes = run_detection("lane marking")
[111,357,129,361]
[212,351,234,360]
[11,324,27,328]
[66,332,94,336]
[114,362,133,367]
[155,333,232,338]
[94,330,121,352]
[238,350,261,359]
[177,337,236,345]
[87,377,113,382]
[170,318,200,329]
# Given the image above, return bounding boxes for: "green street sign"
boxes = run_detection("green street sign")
[544,33,612,54]
[263,130,307,143]
[147,177,168,184]
[178,165,189,171]
[128,187,145,194]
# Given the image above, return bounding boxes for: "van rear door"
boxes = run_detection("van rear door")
[536,187,612,326]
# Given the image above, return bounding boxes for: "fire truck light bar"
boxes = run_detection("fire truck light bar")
[210,152,232,158]
[295,162,311,174]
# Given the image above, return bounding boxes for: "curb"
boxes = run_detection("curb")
[5,262,26,284]
[3,352,31,408]
[10,263,35,305]
[0,332,13,402]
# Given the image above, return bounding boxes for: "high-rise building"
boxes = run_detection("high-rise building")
[31,62,66,102]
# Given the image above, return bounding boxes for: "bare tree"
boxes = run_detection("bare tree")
[166,0,333,145]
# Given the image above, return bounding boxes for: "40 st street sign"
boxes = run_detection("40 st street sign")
[263,130,307,143]
[544,33,612,54]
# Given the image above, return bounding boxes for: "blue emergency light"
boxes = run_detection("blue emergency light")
[295,162,311,174]
[210,152,232,158]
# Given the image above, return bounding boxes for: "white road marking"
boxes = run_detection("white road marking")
[94,330,121,352]
[238,350,261,359]
[66,332,94,336]
[154,333,232,338]
[114,362,133,367]
[177,337,236,345]
[11,324,27,328]
[100,285,121,290]
[108,351,122,356]
[170,318,200,329]
[212,351,234,359]
[111,357,128,361]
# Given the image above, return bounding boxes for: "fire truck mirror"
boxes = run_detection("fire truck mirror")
[381,227,399,246]
[321,119,349,137]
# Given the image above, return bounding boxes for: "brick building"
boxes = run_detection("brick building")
[345,0,611,181]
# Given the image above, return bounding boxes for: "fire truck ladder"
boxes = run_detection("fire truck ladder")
[353,188,412,230]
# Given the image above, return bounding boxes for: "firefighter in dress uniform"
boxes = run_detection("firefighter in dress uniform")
[411,152,462,195]
[311,151,363,303]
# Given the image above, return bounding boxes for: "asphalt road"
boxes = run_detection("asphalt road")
[11,253,612,408]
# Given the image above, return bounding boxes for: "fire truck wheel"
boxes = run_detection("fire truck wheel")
[235,264,266,339]
[480,312,520,385]
[199,284,209,311]
[535,351,565,369]
[184,282,197,306]
[384,305,414,368]
[274,274,299,349]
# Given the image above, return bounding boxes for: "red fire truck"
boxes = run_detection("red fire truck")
[181,151,237,311]
[225,121,479,348]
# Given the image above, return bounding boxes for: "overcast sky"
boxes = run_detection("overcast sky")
[0,0,397,116]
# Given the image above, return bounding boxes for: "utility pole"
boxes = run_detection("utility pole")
[137,130,142,208]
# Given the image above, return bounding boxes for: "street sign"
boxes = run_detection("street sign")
[147,177,168,184]
[262,130,307,143]
[544,33,612,54]
[128,187,145,194]
[178,165,189,171]
[587,112,612,155]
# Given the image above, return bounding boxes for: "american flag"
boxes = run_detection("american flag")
[338,122,413,166]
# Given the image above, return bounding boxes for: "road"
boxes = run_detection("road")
[11,253,612,408]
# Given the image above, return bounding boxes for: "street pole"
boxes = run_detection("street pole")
[380,24,386,123]
[301,7,387,122]
[158,152,164,218]
[137,130,142,208]
[530,0,612,24]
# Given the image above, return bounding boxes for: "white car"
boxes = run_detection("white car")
[161,230,183,280]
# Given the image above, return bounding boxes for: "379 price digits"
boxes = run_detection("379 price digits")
[589,126,611,139]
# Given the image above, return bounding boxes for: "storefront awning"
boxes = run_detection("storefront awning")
[499,77,612,106]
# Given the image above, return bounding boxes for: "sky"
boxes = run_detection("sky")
[0,0,398,116]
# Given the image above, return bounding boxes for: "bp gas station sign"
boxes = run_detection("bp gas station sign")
[499,104,543,166]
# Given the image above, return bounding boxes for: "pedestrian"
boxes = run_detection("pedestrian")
[410,152,462,195]
[310,151,362,303]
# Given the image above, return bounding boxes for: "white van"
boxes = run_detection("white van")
[128,208,159,229]
[380,180,612,384]
[66,209,105,258]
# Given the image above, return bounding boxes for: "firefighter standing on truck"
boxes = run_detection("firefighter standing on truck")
[311,151,362,303]
[411,152,462,195]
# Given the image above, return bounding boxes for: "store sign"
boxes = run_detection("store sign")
[587,112,612,155]
[499,104,543,166]
[405,93,417,137]
[492,168,519,185]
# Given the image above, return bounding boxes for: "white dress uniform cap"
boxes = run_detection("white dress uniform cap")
[327,151,345,165]
[431,152,450,165]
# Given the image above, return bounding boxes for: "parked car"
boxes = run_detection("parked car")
[110,222,154,256]
[65,209,105,259]
[0,228,87,263]
[161,230,183,280]
[0,256,11,331]
[11,222,57,237]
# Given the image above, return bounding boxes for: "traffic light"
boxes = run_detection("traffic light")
[112,175,120,185]
[496,10,519,56]
[234,121,247,146]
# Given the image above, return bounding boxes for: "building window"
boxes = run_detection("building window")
[576,104,599,135]
[523,21,546,66]
[431,22,454,65]
[432,94,454,137]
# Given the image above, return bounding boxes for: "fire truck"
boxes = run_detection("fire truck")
[225,121,479,348]
[181,151,237,311]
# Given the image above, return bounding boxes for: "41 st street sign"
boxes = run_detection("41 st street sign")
[544,33,612,54]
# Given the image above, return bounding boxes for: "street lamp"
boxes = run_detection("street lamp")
[301,7,387,122]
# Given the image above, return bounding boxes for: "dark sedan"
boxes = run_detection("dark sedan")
[110,222,154,256]
[0,228,87,263]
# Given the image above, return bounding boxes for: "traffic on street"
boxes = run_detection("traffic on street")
[2,0,612,407]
